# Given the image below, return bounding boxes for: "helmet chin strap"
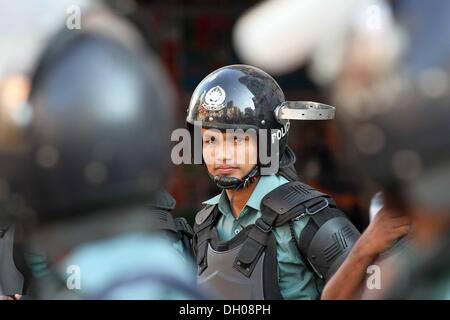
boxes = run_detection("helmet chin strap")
[210,165,259,190]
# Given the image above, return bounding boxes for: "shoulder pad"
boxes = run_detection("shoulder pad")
[148,190,176,211]
[0,222,12,237]
[305,216,360,281]
[195,204,216,225]
[148,208,177,234]
[261,181,327,215]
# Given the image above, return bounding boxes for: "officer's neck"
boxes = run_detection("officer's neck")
[225,180,258,219]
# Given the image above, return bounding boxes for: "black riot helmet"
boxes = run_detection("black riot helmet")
[26,11,174,223]
[186,64,335,189]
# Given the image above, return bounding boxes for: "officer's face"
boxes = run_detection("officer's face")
[202,128,258,179]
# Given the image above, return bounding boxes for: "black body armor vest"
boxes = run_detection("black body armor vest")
[193,181,360,299]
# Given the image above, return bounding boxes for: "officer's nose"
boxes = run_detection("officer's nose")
[215,135,234,165]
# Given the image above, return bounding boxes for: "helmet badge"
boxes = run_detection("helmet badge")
[202,86,226,111]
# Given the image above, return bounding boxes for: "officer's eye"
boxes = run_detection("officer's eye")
[233,136,248,145]
[204,136,216,145]
[234,136,243,144]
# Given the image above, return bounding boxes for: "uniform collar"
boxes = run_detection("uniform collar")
[202,175,288,215]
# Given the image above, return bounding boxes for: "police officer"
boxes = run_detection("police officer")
[17,7,198,299]
[186,64,360,300]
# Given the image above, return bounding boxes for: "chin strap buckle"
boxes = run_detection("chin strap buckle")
[213,166,259,190]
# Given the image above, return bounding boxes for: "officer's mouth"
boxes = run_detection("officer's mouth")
[214,164,239,175]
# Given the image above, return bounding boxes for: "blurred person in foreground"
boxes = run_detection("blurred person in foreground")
[359,0,450,299]
[0,0,100,299]
[2,1,198,299]
[319,0,450,299]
